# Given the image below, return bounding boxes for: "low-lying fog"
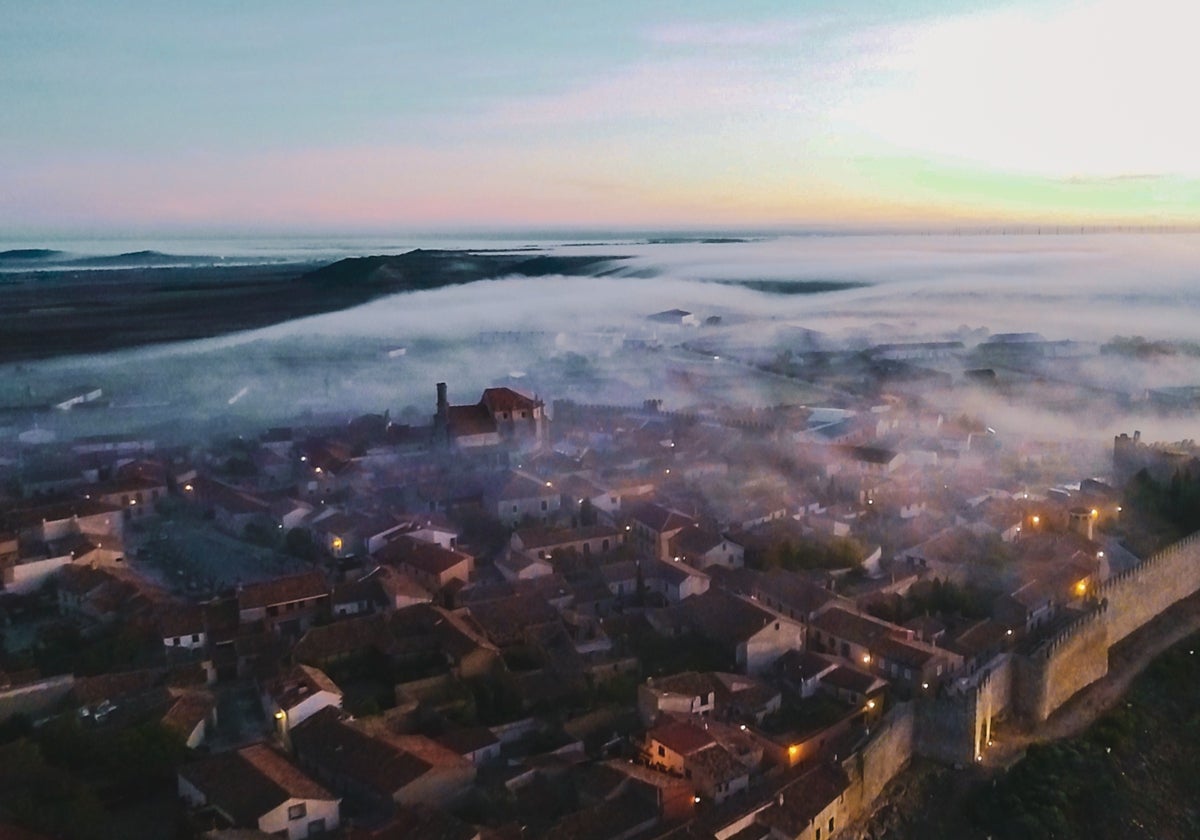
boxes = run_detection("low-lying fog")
[4,232,1199,446]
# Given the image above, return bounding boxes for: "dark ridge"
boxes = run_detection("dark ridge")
[297,249,630,301]
[0,248,65,260]
[646,237,753,244]
[0,248,632,363]
[65,250,220,267]
[711,278,869,294]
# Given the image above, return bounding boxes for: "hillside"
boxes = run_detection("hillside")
[0,249,630,362]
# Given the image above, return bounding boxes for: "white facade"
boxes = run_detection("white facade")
[3,553,72,594]
[273,689,343,731]
[163,630,207,650]
[259,797,341,840]
[741,617,806,675]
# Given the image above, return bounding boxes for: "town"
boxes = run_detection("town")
[2,330,1199,840]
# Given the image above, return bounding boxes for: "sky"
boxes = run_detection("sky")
[2,0,1199,233]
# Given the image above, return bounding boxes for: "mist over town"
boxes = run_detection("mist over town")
[3,2,1200,839]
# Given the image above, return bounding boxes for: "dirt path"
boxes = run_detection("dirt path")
[987,588,1200,766]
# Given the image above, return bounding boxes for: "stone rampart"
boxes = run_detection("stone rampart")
[1099,532,1200,645]
[1014,602,1109,722]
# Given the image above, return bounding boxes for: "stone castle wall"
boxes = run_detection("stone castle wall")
[841,702,916,820]
[1099,532,1200,645]
[915,531,1200,762]
[1014,603,1109,722]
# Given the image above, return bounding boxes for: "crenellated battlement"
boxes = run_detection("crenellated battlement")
[1029,600,1109,661]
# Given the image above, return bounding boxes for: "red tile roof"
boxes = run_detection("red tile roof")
[647,719,715,756]
[379,536,472,576]
[628,502,695,534]
[238,570,328,611]
[481,387,541,413]
[179,742,334,827]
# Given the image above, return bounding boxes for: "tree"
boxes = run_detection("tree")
[284,528,318,563]
[578,498,597,527]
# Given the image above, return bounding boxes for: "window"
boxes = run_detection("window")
[288,803,307,820]
[520,411,527,418]
[191,634,200,643]
[840,642,850,658]
[512,505,518,513]
[307,818,326,837]
[657,745,665,757]
[774,622,780,630]
[829,817,835,833]
[816,829,821,840]
[541,501,547,511]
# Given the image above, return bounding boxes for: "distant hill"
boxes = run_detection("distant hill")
[64,250,224,268]
[0,248,65,261]
[297,249,630,298]
[0,248,633,363]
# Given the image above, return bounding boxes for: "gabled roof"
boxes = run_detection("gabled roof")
[467,593,561,647]
[293,614,394,664]
[291,707,434,797]
[378,535,472,576]
[646,719,715,756]
[161,688,215,740]
[687,742,748,783]
[646,558,707,587]
[481,387,541,413]
[1,498,121,530]
[809,607,902,647]
[820,665,882,695]
[775,649,838,682]
[874,636,940,669]
[493,470,557,502]
[755,764,849,837]
[514,524,620,551]
[647,671,719,700]
[627,502,695,534]
[178,743,334,826]
[683,589,777,644]
[238,570,328,611]
[268,663,343,711]
[670,525,726,557]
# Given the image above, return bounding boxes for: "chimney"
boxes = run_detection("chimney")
[437,382,448,415]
